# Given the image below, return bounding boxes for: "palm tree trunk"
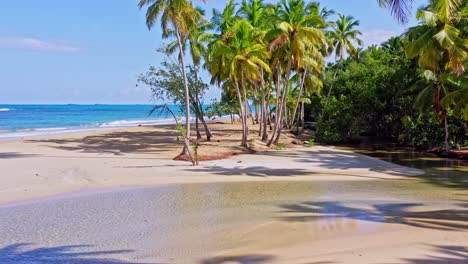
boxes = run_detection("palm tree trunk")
[260,69,268,141]
[271,59,292,145]
[241,71,250,146]
[267,68,282,146]
[195,114,201,139]
[300,101,305,132]
[292,70,307,129]
[327,58,342,100]
[193,66,212,141]
[234,77,247,147]
[175,29,193,163]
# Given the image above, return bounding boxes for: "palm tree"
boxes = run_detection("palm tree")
[405,0,466,151]
[327,14,362,99]
[207,19,271,147]
[138,0,204,160]
[239,0,272,140]
[266,0,328,145]
[167,11,214,141]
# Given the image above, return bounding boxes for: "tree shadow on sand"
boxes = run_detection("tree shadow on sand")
[200,254,274,264]
[263,149,468,188]
[278,201,468,231]
[399,245,468,264]
[26,128,180,156]
[0,243,160,264]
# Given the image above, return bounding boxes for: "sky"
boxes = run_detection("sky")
[0,0,425,104]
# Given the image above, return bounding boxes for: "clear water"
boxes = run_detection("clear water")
[0,104,186,139]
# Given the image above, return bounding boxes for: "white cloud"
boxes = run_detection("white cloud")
[360,29,397,47]
[0,37,81,52]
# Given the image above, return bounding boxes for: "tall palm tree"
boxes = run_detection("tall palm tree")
[207,19,271,147]
[266,0,328,145]
[138,0,204,159]
[239,0,271,140]
[327,14,362,99]
[167,11,214,141]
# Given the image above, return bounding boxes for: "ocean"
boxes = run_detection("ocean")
[0,104,186,139]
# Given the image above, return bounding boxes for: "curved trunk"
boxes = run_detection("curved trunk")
[267,68,282,146]
[271,58,292,145]
[175,29,193,163]
[260,69,269,141]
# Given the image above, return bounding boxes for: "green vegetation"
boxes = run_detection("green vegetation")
[316,0,467,151]
[138,0,466,163]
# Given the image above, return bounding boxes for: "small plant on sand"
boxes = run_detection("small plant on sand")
[191,140,200,165]
[274,143,288,150]
[307,138,315,146]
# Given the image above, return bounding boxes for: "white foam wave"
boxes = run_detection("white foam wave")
[99,118,176,128]
[0,115,233,140]
[0,108,12,112]
[0,118,180,140]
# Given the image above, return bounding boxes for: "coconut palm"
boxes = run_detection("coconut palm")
[266,0,328,145]
[405,0,466,151]
[207,19,271,147]
[239,0,272,140]
[327,14,363,99]
[167,12,214,141]
[138,0,205,160]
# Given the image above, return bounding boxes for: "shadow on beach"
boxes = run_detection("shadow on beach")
[0,243,159,264]
[200,254,275,264]
[400,245,468,264]
[26,126,180,156]
[278,201,468,231]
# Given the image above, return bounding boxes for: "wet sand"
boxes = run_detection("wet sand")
[0,122,422,205]
[0,123,467,263]
[0,180,466,263]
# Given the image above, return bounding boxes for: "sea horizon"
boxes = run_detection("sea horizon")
[0,104,194,139]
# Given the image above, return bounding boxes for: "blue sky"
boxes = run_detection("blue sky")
[0,0,424,104]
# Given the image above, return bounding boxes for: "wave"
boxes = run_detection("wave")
[99,118,176,128]
[0,118,180,140]
[0,108,12,112]
[0,115,231,140]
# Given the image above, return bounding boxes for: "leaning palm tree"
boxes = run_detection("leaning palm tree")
[327,14,362,99]
[167,11,214,141]
[138,0,204,160]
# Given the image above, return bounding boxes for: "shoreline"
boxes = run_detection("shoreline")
[0,121,426,206]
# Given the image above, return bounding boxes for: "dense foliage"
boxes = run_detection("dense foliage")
[315,37,467,149]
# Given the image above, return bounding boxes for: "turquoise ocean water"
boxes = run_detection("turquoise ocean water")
[0,104,186,139]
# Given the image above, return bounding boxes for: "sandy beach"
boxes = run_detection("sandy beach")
[1,122,467,263]
[0,121,424,205]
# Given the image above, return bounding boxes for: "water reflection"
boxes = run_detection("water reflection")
[340,146,468,188]
[1,180,466,263]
